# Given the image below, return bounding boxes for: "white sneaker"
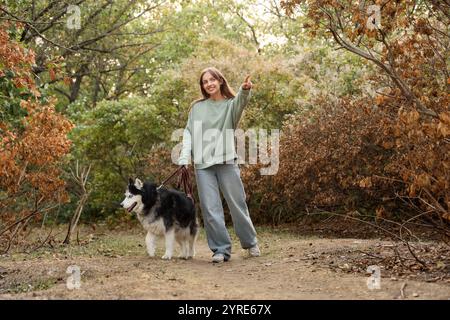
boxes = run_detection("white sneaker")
[212,253,225,263]
[249,245,261,257]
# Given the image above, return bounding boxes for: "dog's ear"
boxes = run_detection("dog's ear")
[134,178,143,190]
[128,177,133,185]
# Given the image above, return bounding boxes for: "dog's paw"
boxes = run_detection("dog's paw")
[147,252,155,258]
[161,254,172,260]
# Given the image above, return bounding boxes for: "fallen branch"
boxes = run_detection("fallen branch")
[308,209,429,268]
[24,228,53,253]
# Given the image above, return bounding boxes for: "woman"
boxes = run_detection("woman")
[178,67,260,263]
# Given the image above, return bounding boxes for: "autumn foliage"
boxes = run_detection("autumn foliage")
[0,0,448,244]
[241,1,449,227]
[0,23,73,250]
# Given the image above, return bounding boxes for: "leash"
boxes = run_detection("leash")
[157,166,194,204]
[157,166,183,190]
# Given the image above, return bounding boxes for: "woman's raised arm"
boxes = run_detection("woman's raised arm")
[231,75,253,127]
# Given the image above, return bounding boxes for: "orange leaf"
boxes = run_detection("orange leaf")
[439,112,450,125]
[49,68,56,81]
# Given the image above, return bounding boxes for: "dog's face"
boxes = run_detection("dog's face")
[120,178,144,213]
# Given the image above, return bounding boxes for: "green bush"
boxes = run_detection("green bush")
[68,96,176,218]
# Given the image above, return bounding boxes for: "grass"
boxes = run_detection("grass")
[2,223,312,263]
[2,277,59,294]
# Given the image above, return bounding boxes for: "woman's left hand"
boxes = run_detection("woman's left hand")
[242,75,252,90]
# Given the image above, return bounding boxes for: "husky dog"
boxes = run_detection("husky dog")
[121,178,198,260]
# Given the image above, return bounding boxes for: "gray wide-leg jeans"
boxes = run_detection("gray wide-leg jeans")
[195,162,258,260]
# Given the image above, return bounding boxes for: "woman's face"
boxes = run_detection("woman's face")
[202,72,221,97]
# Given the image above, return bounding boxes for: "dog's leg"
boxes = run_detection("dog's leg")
[145,232,157,257]
[162,228,175,260]
[179,240,188,259]
[188,232,197,259]
[176,235,188,259]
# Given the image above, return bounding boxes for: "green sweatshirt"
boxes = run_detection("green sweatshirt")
[178,86,252,169]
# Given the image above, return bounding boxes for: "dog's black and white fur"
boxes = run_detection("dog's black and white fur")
[121,178,198,260]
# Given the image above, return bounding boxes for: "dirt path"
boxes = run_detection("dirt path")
[0,227,449,299]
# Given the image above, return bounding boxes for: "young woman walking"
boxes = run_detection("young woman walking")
[178,67,260,263]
